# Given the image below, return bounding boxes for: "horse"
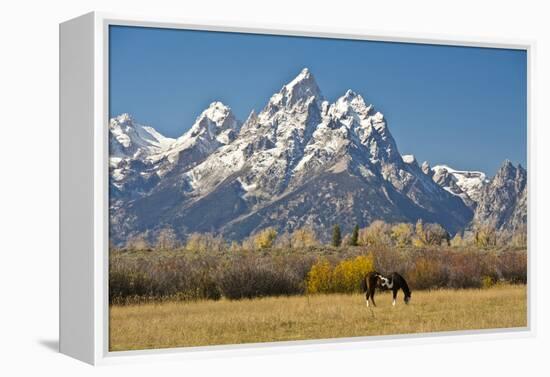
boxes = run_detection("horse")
[361,271,412,307]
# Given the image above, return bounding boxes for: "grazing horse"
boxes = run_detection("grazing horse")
[361,271,412,307]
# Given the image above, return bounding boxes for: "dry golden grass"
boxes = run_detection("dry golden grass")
[109,284,526,351]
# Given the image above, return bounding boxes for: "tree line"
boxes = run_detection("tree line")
[120,219,527,252]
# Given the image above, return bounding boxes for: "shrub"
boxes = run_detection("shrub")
[450,233,464,247]
[371,246,409,274]
[498,249,527,283]
[306,258,333,294]
[254,228,278,249]
[407,256,447,290]
[332,255,374,293]
[218,255,304,299]
[359,220,392,247]
[306,255,374,294]
[155,227,179,250]
[482,275,496,289]
[110,234,527,304]
[391,223,413,247]
[185,232,226,253]
[125,233,150,251]
[291,227,318,248]
[474,225,497,248]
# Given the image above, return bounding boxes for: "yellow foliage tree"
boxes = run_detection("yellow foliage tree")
[391,223,413,247]
[254,228,278,249]
[306,255,374,294]
[332,255,374,293]
[306,258,333,294]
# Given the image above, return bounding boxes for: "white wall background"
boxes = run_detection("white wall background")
[1,0,548,375]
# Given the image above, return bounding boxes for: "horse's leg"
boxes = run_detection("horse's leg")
[365,290,370,307]
[371,289,377,307]
[392,288,398,306]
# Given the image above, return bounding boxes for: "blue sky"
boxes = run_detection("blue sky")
[109,26,527,176]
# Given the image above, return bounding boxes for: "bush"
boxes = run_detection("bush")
[218,254,304,299]
[109,237,527,304]
[474,225,497,248]
[185,233,226,253]
[332,255,374,293]
[482,275,496,289]
[291,227,318,248]
[359,220,392,247]
[306,258,333,294]
[254,228,278,249]
[391,223,413,247]
[306,255,374,294]
[407,256,447,290]
[109,254,221,304]
[498,249,527,283]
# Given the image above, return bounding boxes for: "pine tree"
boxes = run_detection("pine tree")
[350,224,359,246]
[332,224,342,247]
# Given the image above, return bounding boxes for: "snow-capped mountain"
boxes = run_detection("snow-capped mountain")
[108,103,241,202]
[430,164,488,208]
[108,68,519,245]
[109,113,176,161]
[471,160,527,232]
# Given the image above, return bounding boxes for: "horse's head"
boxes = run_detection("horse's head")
[404,293,412,305]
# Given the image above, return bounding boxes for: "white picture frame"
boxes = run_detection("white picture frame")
[59,11,536,365]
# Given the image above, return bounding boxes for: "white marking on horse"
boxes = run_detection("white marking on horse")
[392,299,396,306]
[379,276,394,289]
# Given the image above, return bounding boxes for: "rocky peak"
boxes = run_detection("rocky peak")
[267,68,324,110]
[187,101,240,139]
[421,161,433,177]
[471,160,527,231]
[402,154,418,166]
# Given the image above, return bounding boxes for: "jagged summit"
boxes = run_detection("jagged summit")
[471,160,527,231]
[114,112,133,123]
[186,101,239,138]
[402,154,417,165]
[268,68,324,109]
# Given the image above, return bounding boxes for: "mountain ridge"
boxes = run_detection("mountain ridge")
[108,68,525,245]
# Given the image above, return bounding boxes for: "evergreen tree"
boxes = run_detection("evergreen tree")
[332,224,342,247]
[350,224,359,246]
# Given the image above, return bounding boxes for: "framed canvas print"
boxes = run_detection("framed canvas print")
[60,12,533,365]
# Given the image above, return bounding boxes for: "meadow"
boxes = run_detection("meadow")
[109,284,526,351]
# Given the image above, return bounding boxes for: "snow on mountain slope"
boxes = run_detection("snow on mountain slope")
[109,113,175,161]
[165,101,241,163]
[431,164,488,206]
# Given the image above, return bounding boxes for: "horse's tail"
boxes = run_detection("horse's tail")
[360,275,367,293]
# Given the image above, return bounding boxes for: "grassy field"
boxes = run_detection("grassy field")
[109,284,526,351]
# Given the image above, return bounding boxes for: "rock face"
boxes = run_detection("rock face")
[108,68,525,245]
[470,161,527,232]
[431,165,488,209]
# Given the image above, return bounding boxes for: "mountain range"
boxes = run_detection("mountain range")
[109,68,527,245]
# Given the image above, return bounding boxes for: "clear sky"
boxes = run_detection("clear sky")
[109,26,527,176]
